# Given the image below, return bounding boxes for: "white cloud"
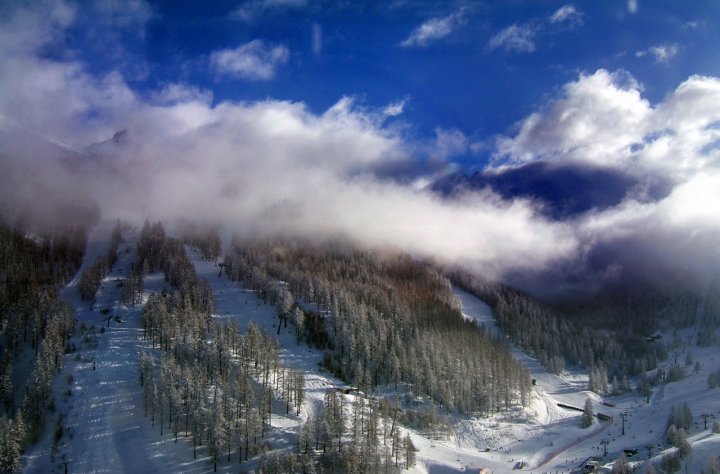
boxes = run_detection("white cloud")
[627,0,638,14]
[0,2,580,280]
[2,2,720,294]
[150,83,213,105]
[210,40,289,81]
[231,0,307,22]
[495,69,720,180]
[383,97,408,118]
[399,8,466,48]
[493,68,720,291]
[497,70,720,235]
[486,24,536,53]
[488,6,582,55]
[495,70,650,166]
[0,0,76,56]
[636,44,678,63]
[549,5,583,27]
[433,128,469,159]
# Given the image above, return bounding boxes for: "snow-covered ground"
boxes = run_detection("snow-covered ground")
[446,289,720,474]
[23,223,218,473]
[185,245,346,426]
[22,226,720,473]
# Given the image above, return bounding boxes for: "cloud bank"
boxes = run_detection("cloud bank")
[1,1,719,299]
[493,68,720,295]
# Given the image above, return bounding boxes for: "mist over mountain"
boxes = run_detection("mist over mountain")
[431,160,689,300]
[1,1,719,303]
[3,3,720,472]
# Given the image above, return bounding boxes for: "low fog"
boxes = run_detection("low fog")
[1,2,719,300]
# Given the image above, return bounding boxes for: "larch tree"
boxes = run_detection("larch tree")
[581,398,594,428]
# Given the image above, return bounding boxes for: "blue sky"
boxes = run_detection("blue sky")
[60,0,720,169]
[1,0,720,297]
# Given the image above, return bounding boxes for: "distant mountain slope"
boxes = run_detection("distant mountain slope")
[432,161,672,219]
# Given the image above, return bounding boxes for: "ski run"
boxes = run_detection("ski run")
[22,222,720,473]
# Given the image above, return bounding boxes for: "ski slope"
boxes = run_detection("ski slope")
[23,224,218,473]
[185,245,346,426]
[447,288,720,473]
[22,225,720,473]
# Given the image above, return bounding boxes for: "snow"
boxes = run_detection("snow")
[185,245,346,426]
[23,228,345,473]
[21,225,720,473]
[456,288,497,336]
[23,224,219,473]
[411,288,720,473]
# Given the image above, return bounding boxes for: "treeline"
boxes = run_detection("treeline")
[238,389,413,473]
[136,223,305,471]
[449,272,669,387]
[0,218,87,472]
[289,390,415,473]
[0,223,85,310]
[79,222,122,301]
[140,322,306,471]
[180,223,221,260]
[224,240,532,415]
[141,224,405,473]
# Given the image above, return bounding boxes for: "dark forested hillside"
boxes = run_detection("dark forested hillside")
[224,239,532,415]
[450,270,719,393]
[0,218,89,471]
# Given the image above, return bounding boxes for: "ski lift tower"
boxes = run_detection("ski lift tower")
[217,256,226,278]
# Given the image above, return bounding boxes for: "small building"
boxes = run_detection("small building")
[334,386,359,394]
[580,457,601,472]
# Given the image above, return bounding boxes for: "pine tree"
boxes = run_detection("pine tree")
[294,371,305,416]
[666,424,678,444]
[293,307,305,345]
[581,398,594,428]
[403,433,416,469]
[0,416,23,473]
[611,452,632,474]
[708,456,720,474]
[660,453,681,473]
[672,428,691,458]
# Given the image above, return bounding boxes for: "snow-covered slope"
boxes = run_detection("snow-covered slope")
[185,245,346,426]
[23,225,212,473]
[450,289,720,473]
[22,227,720,474]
